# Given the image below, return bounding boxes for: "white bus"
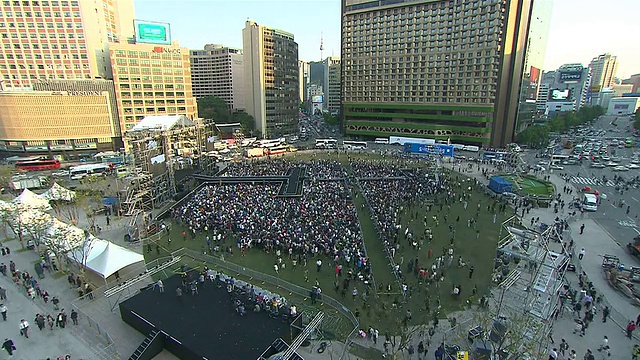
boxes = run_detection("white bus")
[462,145,480,152]
[374,138,389,145]
[550,154,569,164]
[69,163,112,180]
[582,193,598,212]
[342,141,368,150]
[315,139,338,149]
[259,138,286,148]
[389,136,436,146]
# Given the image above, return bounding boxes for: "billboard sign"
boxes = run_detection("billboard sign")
[312,95,323,103]
[526,66,541,100]
[550,89,570,101]
[134,20,172,45]
[614,104,630,110]
[404,143,454,157]
[560,71,582,82]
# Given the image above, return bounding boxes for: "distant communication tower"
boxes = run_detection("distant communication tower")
[320,32,324,61]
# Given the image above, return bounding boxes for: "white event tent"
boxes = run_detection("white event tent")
[67,238,144,281]
[13,189,52,210]
[39,183,76,202]
[45,218,86,252]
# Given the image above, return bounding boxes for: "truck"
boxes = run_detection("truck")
[11,175,48,190]
[246,148,265,158]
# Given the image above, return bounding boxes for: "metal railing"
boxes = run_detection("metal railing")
[170,248,360,359]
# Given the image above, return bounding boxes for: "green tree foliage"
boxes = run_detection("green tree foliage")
[516,105,605,149]
[196,96,256,134]
[633,111,640,130]
[196,96,231,123]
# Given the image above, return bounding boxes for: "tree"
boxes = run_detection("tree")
[20,211,52,254]
[0,165,13,191]
[44,220,85,272]
[634,112,640,130]
[233,111,256,134]
[517,125,549,149]
[68,231,95,283]
[197,96,231,122]
[0,203,26,249]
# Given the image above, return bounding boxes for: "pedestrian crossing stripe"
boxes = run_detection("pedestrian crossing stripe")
[568,177,616,187]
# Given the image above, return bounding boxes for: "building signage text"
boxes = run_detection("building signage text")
[152,46,181,54]
[68,91,102,96]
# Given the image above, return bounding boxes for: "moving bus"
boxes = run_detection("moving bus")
[342,141,368,150]
[550,154,569,164]
[389,136,435,146]
[15,159,61,172]
[315,139,338,149]
[374,138,389,145]
[69,163,112,180]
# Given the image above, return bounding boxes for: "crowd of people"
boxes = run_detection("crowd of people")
[173,169,367,279]
[222,158,347,180]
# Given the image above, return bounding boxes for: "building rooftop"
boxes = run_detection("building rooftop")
[130,115,195,132]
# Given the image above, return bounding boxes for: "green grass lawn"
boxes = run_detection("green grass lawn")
[143,153,509,336]
[501,174,553,196]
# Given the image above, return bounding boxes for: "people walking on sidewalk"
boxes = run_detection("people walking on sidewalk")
[559,339,569,358]
[0,304,7,321]
[1,338,15,356]
[597,335,610,355]
[579,248,586,260]
[580,224,585,235]
[626,320,636,339]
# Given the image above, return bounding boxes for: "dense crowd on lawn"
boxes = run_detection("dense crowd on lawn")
[350,159,407,178]
[173,179,365,267]
[222,158,346,179]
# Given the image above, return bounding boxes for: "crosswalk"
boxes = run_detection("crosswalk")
[568,176,616,187]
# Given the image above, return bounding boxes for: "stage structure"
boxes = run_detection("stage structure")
[443,215,569,359]
[121,115,206,216]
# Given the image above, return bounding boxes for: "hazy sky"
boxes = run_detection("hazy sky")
[135,0,639,78]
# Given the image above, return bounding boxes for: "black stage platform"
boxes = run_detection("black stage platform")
[120,274,291,360]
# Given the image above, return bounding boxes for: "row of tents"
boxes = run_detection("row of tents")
[0,184,144,283]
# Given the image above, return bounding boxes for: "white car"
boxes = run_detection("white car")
[631,159,640,164]
[51,170,69,177]
[591,163,606,168]
[628,164,640,169]
[613,166,629,172]
[550,164,564,170]
[606,162,618,167]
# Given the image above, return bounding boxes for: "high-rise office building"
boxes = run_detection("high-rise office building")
[189,44,245,110]
[622,74,640,93]
[298,60,310,104]
[109,42,198,132]
[536,64,591,118]
[589,53,618,90]
[324,56,341,114]
[0,0,135,89]
[243,20,299,137]
[341,0,550,147]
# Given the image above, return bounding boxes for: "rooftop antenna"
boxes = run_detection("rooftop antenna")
[320,32,324,61]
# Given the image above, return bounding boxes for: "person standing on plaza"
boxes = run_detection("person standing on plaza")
[70,309,78,326]
[627,320,636,339]
[0,304,7,321]
[579,248,586,260]
[597,335,609,354]
[602,305,610,323]
[559,339,569,358]
[580,224,585,235]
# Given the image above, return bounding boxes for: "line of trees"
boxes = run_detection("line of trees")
[196,96,257,136]
[517,105,605,149]
[633,111,640,130]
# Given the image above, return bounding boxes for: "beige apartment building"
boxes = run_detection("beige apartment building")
[189,44,244,110]
[109,42,198,132]
[589,53,618,91]
[0,0,134,89]
[243,20,299,137]
[0,89,119,154]
[323,56,341,114]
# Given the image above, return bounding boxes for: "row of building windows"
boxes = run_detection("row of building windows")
[3,73,89,80]
[115,58,183,68]
[118,92,189,98]
[0,9,80,17]
[3,43,88,53]
[122,99,186,106]
[117,76,188,84]
[113,50,184,61]
[115,67,187,77]
[2,0,79,7]
[122,107,187,114]
[1,62,88,70]
[119,83,184,90]
[343,96,491,104]
[0,20,82,29]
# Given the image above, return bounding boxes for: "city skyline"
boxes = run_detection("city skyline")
[135,0,639,78]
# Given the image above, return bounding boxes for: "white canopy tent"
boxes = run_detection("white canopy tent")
[67,238,144,280]
[39,183,76,202]
[13,189,51,210]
